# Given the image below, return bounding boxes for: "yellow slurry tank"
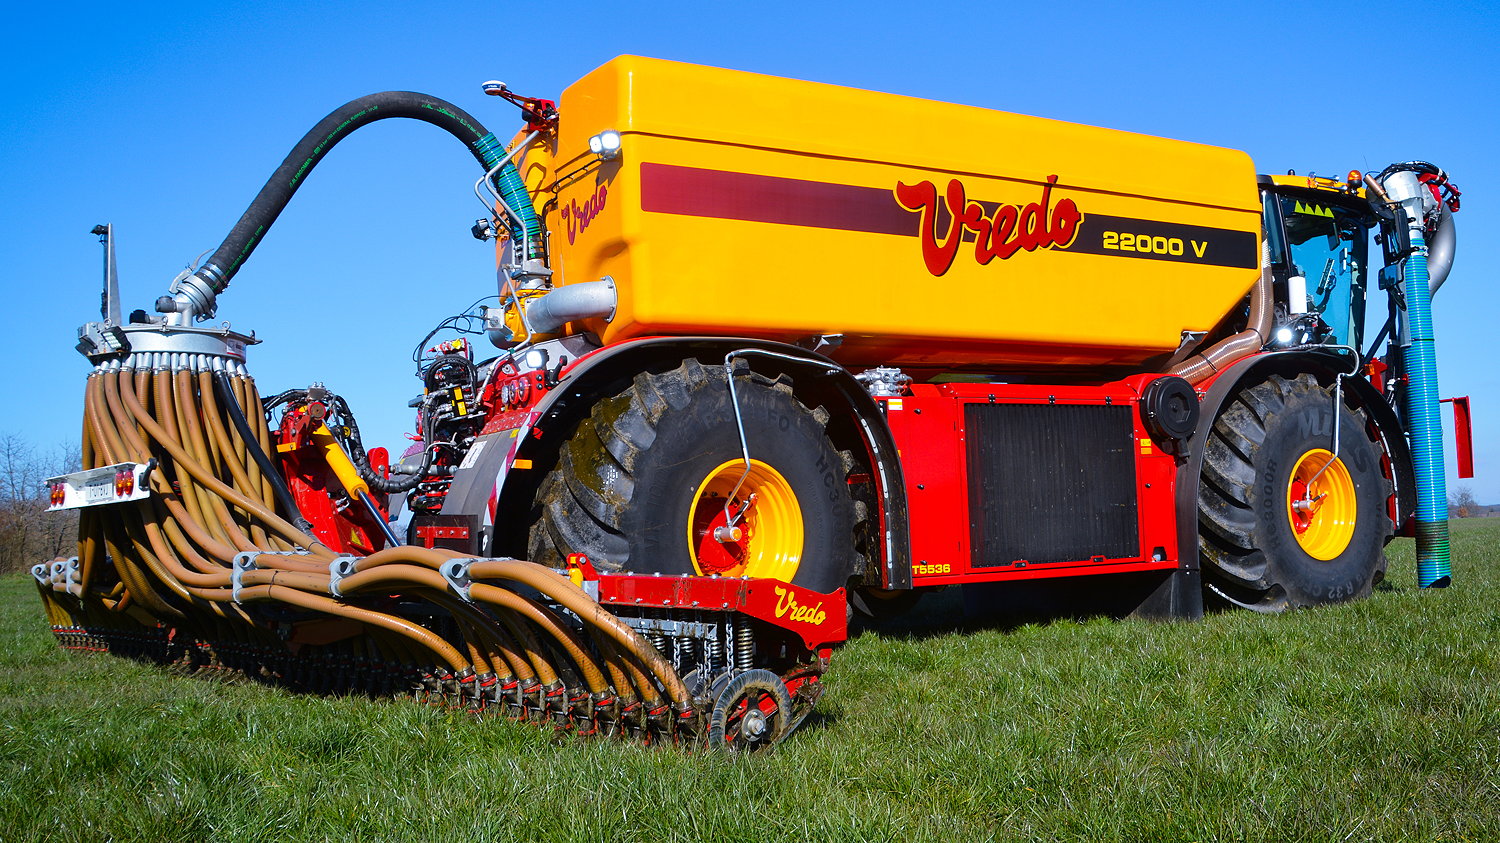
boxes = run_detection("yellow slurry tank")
[523,56,1264,370]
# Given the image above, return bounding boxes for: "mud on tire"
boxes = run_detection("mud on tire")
[1198,373,1392,611]
[529,359,861,593]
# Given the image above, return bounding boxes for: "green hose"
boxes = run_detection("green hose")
[474,131,544,262]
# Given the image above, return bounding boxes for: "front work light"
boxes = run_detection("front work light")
[589,130,622,160]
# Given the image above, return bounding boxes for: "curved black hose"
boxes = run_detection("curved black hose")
[1377,160,1443,181]
[329,394,430,494]
[259,388,305,415]
[192,91,507,296]
[212,370,312,532]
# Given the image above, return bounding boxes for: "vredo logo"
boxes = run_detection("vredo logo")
[561,182,609,245]
[773,584,827,626]
[895,175,1082,277]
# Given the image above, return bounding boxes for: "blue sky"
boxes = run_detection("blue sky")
[2,0,1496,502]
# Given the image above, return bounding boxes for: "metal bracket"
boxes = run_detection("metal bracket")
[327,556,358,599]
[63,557,79,592]
[1297,373,1349,510]
[620,615,718,641]
[440,558,476,602]
[472,129,542,263]
[721,349,843,530]
[31,563,49,587]
[232,552,260,604]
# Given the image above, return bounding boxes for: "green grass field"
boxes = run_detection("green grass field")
[3,520,1497,842]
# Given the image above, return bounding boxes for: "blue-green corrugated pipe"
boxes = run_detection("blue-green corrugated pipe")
[473,132,544,261]
[1402,229,1452,588]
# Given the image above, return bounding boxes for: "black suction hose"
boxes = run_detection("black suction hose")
[189,92,508,298]
[212,370,312,533]
[329,394,430,494]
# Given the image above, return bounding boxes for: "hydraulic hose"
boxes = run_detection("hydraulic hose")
[212,369,307,530]
[494,157,544,262]
[169,91,522,319]
[1401,230,1451,588]
[327,393,429,494]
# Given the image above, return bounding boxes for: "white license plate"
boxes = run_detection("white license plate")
[84,478,113,503]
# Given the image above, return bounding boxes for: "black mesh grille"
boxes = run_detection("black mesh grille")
[966,403,1139,567]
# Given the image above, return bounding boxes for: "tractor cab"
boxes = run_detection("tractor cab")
[1260,173,1379,352]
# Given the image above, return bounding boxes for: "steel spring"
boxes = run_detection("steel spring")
[735,621,754,672]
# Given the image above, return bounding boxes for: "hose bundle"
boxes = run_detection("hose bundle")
[35,351,695,740]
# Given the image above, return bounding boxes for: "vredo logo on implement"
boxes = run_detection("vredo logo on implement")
[774,585,827,626]
[561,182,608,245]
[895,175,1082,277]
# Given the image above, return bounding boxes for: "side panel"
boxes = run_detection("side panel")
[886,381,1180,587]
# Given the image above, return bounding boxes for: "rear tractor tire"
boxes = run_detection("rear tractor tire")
[529,359,860,594]
[1198,374,1392,611]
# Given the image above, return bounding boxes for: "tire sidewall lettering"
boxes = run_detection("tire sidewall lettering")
[1251,390,1385,603]
[620,370,853,592]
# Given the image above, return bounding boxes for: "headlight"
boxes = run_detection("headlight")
[588,130,622,161]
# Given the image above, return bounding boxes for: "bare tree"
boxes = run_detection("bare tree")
[1449,485,1478,518]
[0,433,79,573]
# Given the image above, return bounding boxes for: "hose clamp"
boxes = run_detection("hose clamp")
[327,556,358,599]
[232,551,260,604]
[440,558,476,602]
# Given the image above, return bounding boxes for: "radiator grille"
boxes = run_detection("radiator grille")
[966,403,1138,567]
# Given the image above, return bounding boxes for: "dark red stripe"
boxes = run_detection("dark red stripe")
[640,162,916,236]
[640,163,1255,269]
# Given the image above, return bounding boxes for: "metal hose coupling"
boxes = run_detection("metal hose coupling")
[156,266,226,325]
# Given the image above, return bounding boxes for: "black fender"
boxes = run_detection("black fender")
[1174,349,1416,584]
[492,336,912,590]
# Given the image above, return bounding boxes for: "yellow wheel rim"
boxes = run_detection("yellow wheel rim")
[1285,448,1357,560]
[687,459,803,580]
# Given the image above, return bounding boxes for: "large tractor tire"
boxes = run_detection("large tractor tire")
[529,359,860,593]
[1198,374,1392,611]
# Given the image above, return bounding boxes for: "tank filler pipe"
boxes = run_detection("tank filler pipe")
[1400,226,1451,588]
[158,91,525,323]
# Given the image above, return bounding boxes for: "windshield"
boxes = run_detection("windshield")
[1275,193,1370,348]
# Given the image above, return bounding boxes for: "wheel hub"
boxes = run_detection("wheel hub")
[1286,448,1357,560]
[688,459,803,579]
[741,708,769,740]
